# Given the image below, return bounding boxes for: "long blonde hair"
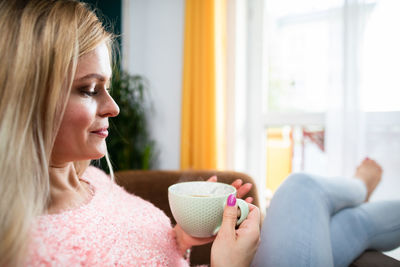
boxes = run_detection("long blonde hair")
[0,0,114,265]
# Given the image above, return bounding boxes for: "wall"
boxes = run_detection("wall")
[122,0,185,169]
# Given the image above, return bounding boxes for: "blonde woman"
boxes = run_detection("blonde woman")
[0,0,260,266]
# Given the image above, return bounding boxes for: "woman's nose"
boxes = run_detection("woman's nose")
[99,92,120,118]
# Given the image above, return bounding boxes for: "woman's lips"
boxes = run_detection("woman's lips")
[91,128,108,138]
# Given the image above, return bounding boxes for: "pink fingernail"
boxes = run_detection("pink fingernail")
[227,194,236,206]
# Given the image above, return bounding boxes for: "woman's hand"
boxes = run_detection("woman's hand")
[174,175,256,257]
[173,224,215,256]
[211,198,261,267]
[207,175,254,203]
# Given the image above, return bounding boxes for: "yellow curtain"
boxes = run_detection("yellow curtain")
[180,0,226,170]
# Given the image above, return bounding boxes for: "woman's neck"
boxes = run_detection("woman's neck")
[47,163,91,214]
[50,163,80,190]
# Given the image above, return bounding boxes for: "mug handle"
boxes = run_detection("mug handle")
[212,198,250,235]
[236,198,250,225]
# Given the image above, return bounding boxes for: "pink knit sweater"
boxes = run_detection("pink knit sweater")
[26,166,189,266]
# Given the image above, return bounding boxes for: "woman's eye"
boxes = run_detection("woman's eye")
[80,88,97,96]
[83,91,97,96]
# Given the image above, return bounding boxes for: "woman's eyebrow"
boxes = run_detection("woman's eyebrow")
[75,73,109,82]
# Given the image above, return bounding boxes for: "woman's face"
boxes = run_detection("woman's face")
[51,43,119,165]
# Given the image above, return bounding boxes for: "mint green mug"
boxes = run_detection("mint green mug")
[168,181,249,238]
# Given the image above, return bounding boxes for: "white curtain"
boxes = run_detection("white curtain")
[360,0,400,201]
[325,0,368,178]
[326,0,400,201]
[228,0,400,204]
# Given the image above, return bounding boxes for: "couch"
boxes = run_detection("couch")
[115,170,400,267]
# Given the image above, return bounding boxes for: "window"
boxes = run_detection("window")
[227,0,400,207]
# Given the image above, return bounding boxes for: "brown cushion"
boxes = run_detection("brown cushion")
[350,251,400,267]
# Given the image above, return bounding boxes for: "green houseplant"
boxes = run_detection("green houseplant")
[99,68,157,172]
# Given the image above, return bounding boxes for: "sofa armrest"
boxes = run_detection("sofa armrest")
[350,250,400,267]
[115,170,260,224]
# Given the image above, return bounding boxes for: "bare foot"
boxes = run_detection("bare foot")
[354,158,383,201]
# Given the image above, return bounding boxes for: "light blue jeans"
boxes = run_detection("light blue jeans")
[251,173,400,267]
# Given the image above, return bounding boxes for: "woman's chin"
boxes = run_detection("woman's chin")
[89,143,108,159]
[90,152,106,160]
[85,147,107,160]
